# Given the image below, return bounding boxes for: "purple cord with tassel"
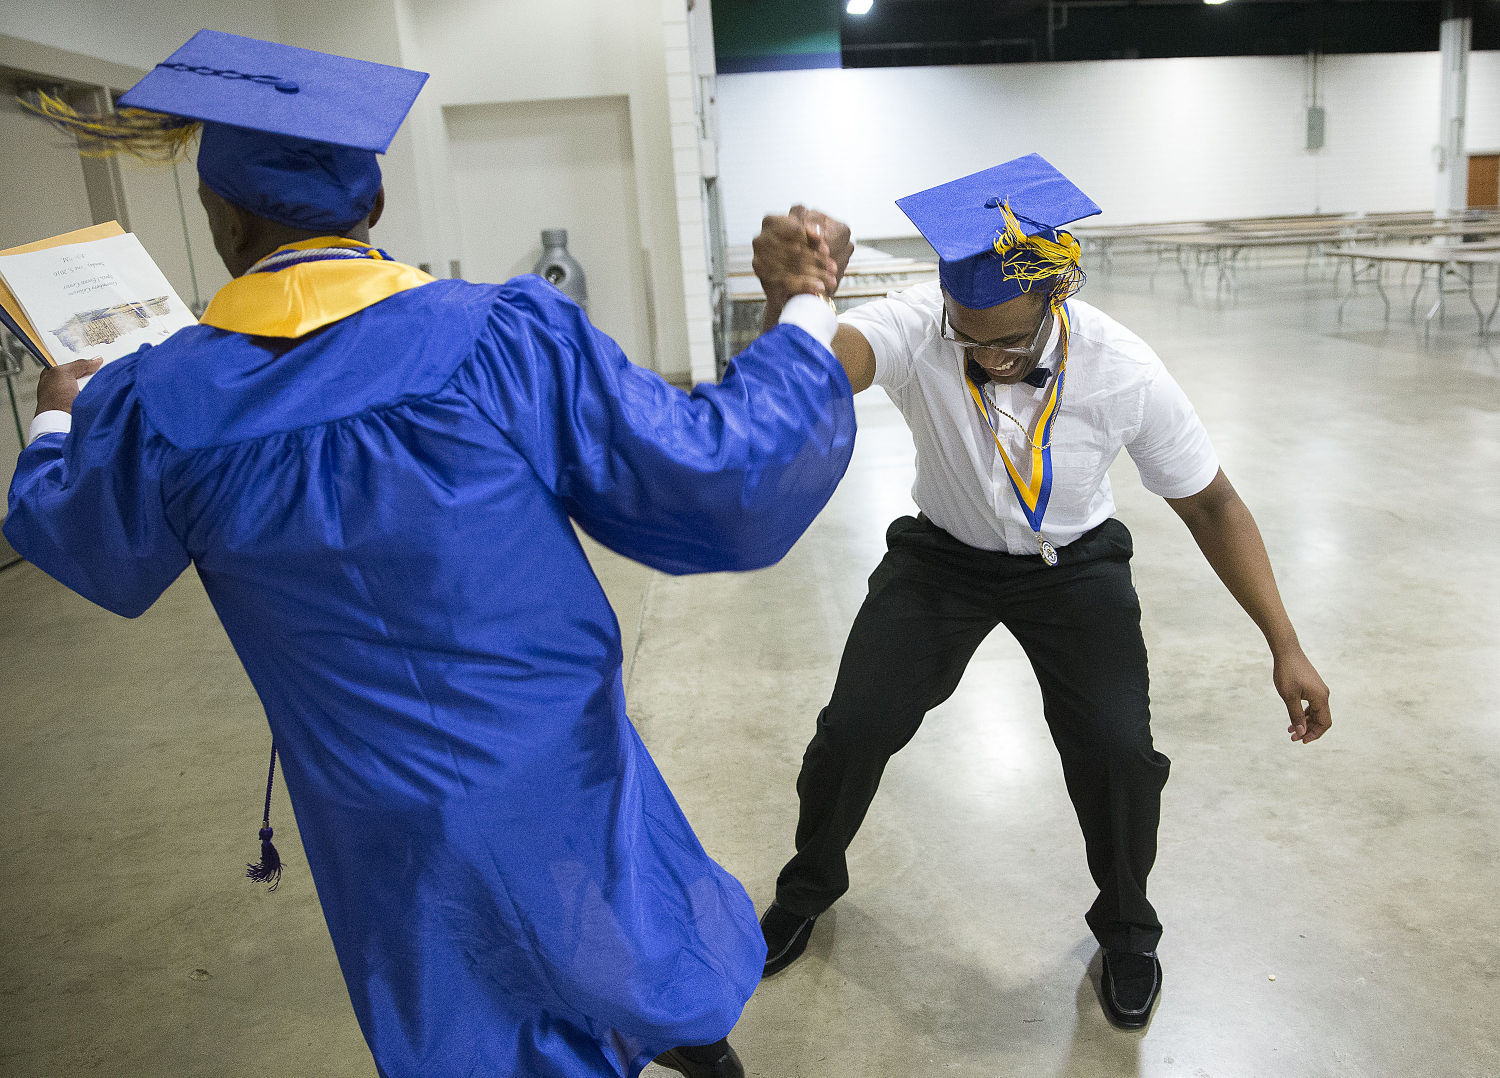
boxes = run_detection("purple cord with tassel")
[246,742,283,891]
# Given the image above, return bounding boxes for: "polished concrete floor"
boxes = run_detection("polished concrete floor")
[3,256,1499,1077]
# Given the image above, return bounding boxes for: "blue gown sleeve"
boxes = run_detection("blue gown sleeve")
[4,355,190,618]
[470,276,856,575]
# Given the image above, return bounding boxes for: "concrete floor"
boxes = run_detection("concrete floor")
[3,256,1499,1077]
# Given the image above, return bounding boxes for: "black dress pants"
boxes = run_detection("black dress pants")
[775,514,1169,954]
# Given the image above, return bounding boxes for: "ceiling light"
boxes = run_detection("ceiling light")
[847,0,874,14]
[1203,0,1229,5]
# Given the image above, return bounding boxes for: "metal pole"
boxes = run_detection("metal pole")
[1434,0,1472,221]
[2,338,26,447]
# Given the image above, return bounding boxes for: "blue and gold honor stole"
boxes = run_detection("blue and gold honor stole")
[199,237,436,337]
[964,303,1071,566]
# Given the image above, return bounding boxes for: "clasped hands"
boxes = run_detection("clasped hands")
[753,206,855,331]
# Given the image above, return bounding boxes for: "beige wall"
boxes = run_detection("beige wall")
[0,0,279,71]
[444,95,654,362]
[0,76,100,507]
[0,0,707,381]
[0,96,95,250]
[0,34,230,309]
[117,149,233,312]
[267,0,427,274]
[385,0,696,379]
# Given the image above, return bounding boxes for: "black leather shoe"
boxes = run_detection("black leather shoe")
[760,902,818,978]
[653,1039,744,1078]
[1100,950,1162,1029]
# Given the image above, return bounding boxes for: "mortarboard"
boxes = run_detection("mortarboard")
[118,30,429,232]
[896,154,1100,310]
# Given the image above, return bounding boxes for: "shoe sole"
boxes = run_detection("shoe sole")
[760,915,817,979]
[652,1046,743,1077]
[1103,1007,1153,1030]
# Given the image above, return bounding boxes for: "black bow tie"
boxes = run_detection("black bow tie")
[966,357,1053,390]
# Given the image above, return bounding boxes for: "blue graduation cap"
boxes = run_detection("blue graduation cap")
[896,154,1100,310]
[118,30,429,232]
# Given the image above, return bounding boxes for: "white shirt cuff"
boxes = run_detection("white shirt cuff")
[778,293,838,351]
[27,411,72,446]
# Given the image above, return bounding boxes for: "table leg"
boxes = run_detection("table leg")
[1485,265,1500,336]
[1460,263,1486,329]
[6,371,22,448]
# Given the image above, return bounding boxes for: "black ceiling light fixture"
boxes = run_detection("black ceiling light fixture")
[832,0,1494,67]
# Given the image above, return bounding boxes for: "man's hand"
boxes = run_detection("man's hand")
[36,357,103,416]
[752,207,850,330]
[1272,646,1332,744]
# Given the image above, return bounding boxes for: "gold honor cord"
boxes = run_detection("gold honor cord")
[965,304,1071,566]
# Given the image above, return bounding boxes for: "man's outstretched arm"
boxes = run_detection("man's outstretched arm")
[1167,469,1332,744]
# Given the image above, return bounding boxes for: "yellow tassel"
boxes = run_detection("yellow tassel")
[990,201,1086,306]
[18,90,199,162]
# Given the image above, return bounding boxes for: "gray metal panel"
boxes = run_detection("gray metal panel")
[1306,105,1326,150]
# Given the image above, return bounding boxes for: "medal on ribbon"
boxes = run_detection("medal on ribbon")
[965,304,1070,566]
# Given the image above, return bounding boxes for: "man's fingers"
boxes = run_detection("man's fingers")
[1301,696,1332,743]
[760,215,807,243]
[1282,690,1307,741]
[758,248,834,288]
[57,357,104,375]
[755,215,825,271]
[797,225,839,292]
[1283,684,1332,744]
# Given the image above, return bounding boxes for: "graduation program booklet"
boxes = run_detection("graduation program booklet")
[0,224,196,369]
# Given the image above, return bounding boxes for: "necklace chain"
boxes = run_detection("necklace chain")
[978,381,1055,450]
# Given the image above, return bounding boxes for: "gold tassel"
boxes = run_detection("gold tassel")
[990,201,1087,306]
[18,90,199,162]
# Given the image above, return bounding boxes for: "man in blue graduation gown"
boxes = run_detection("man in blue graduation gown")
[6,31,855,1078]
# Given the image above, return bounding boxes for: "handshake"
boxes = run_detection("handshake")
[753,205,855,331]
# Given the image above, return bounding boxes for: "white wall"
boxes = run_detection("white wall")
[717,51,1500,243]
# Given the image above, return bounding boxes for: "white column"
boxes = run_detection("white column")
[1434,1,1472,219]
[663,0,719,384]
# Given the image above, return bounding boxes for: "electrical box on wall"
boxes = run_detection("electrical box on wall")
[1306,106,1326,150]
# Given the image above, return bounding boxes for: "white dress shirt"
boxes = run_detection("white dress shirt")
[840,281,1219,554]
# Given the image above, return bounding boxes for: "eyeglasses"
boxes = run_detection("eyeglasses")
[941,306,1053,361]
